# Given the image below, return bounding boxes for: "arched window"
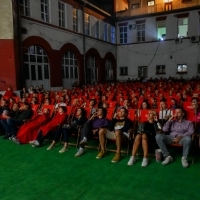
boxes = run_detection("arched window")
[87,55,98,84]
[62,51,78,88]
[105,59,113,80]
[24,45,50,90]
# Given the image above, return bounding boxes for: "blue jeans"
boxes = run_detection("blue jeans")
[155,134,192,158]
[1,118,23,136]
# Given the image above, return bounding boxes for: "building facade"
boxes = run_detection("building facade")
[1,0,200,91]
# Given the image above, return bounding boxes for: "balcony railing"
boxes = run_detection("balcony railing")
[116,1,200,18]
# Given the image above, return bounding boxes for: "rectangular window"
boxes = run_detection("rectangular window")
[156,65,166,74]
[119,67,128,75]
[157,21,166,40]
[165,2,172,11]
[58,1,65,28]
[178,18,188,37]
[138,66,147,78]
[95,18,99,39]
[104,23,108,41]
[119,26,127,44]
[137,23,145,42]
[131,3,139,9]
[41,0,49,23]
[147,1,155,6]
[20,0,30,17]
[177,64,187,73]
[85,13,90,35]
[73,8,78,32]
[111,26,115,43]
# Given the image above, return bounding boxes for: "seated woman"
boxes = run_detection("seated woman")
[127,110,162,167]
[47,107,87,153]
[29,106,67,147]
[12,108,50,144]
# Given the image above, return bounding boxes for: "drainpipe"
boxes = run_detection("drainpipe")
[81,3,87,85]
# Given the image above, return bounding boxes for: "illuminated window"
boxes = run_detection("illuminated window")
[178,18,188,37]
[157,21,166,40]
[177,64,187,73]
[111,26,115,43]
[147,1,155,6]
[85,13,90,35]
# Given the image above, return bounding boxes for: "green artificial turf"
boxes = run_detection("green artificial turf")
[0,139,200,200]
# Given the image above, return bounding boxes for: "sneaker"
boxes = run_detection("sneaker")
[96,150,106,159]
[141,158,148,167]
[127,156,137,166]
[79,137,87,145]
[9,136,14,141]
[162,155,173,165]
[181,157,189,168]
[75,148,84,157]
[29,140,36,145]
[111,153,121,163]
[59,147,68,153]
[47,144,55,150]
[3,134,11,140]
[31,140,40,147]
[12,137,20,145]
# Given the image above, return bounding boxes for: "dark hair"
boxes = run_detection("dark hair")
[191,97,198,102]
[98,107,107,118]
[176,107,185,115]
[121,107,128,116]
[59,106,66,113]
[77,107,86,117]
[90,99,96,105]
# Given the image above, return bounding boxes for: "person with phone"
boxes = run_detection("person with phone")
[155,107,194,168]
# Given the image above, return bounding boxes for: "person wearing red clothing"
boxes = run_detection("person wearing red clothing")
[11,108,50,144]
[3,87,15,98]
[29,106,67,147]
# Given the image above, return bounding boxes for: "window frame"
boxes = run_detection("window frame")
[95,18,100,39]
[156,65,166,74]
[178,17,188,38]
[73,8,78,32]
[85,13,90,35]
[119,26,127,44]
[157,20,166,40]
[104,23,108,41]
[58,1,65,28]
[20,0,30,17]
[119,66,128,76]
[136,23,145,42]
[177,64,188,74]
[111,26,115,44]
[41,0,49,23]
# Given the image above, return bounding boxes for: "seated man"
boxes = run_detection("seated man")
[159,100,172,125]
[97,107,132,163]
[155,107,194,168]
[75,107,109,157]
[1,102,32,139]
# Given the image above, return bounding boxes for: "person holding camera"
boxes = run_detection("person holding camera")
[127,110,162,167]
[155,107,194,168]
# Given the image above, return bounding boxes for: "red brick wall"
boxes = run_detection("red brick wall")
[0,39,19,90]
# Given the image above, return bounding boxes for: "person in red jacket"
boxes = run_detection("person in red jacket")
[29,106,67,147]
[11,108,50,144]
[3,87,15,98]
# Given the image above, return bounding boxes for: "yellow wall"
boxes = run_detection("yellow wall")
[0,0,13,39]
[114,0,129,12]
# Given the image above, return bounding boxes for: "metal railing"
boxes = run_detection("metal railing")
[116,1,200,18]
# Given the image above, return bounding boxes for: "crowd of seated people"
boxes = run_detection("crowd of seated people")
[0,79,199,168]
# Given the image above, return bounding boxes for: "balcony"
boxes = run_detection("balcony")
[116,1,200,18]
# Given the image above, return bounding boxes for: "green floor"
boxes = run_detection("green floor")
[0,139,200,200]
